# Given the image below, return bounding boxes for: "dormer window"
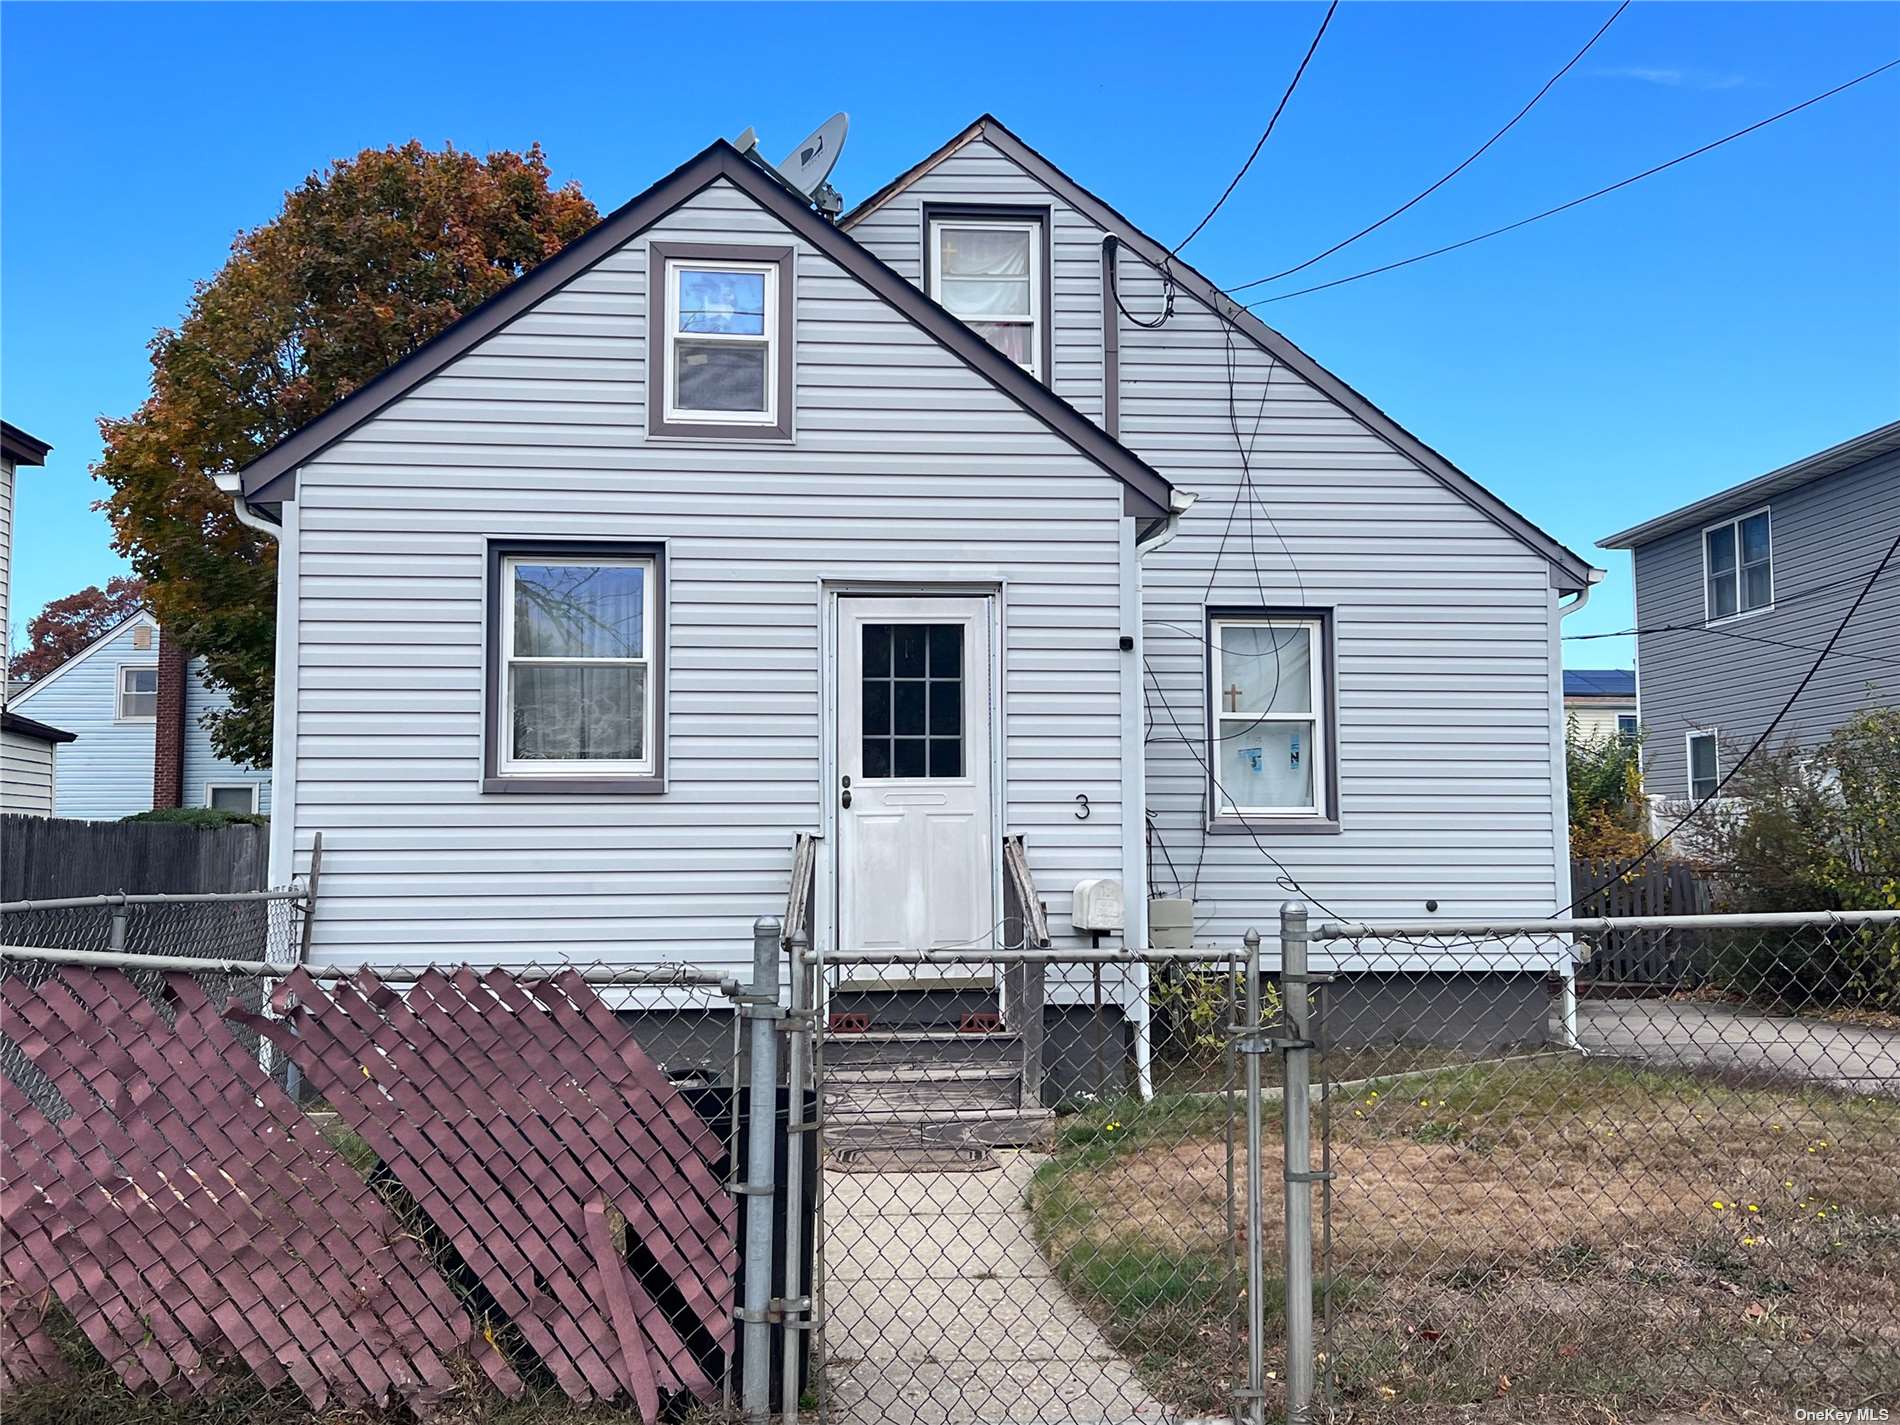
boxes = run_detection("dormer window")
[648,243,792,439]
[927,208,1048,379]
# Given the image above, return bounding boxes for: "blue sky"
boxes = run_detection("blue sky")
[3,1,1896,665]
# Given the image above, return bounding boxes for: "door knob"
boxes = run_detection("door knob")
[840,774,852,809]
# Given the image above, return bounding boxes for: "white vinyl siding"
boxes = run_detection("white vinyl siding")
[9,619,159,818]
[284,178,1129,976]
[1,727,57,816]
[849,134,1567,933]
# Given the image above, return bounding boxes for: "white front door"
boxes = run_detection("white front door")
[836,596,996,969]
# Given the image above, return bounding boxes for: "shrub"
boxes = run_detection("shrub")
[1565,718,1649,861]
[1696,707,1900,1008]
[122,806,268,829]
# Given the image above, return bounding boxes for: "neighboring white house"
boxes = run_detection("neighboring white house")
[8,611,271,819]
[1,420,76,818]
[221,121,1599,1016]
[1562,668,1638,743]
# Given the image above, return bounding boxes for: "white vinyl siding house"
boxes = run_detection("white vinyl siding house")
[248,167,1149,979]
[844,121,1593,945]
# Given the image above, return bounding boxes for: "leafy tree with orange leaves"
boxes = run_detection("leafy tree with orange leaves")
[97,142,598,765]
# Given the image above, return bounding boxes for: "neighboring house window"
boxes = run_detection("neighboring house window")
[117,665,158,720]
[206,783,259,813]
[1207,613,1333,825]
[1704,508,1771,621]
[648,243,792,439]
[1617,714,1639,738]
[1687,730,1719,801]
[927,207,1048,379]
[484,541,666,793]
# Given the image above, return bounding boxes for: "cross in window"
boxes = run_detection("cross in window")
[1224,681,1244,712]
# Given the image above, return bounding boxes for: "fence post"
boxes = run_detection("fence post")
[741,916,782,1422]
[1241,926,1266,1425]
[1280,901,1316,1423]
[107,897,129,952]
[779,928,811,1425]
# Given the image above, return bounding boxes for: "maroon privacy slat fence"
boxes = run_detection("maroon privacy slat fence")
[0,965,737,1421]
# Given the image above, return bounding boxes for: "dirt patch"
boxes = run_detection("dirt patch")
[1029,1055,1900,1421]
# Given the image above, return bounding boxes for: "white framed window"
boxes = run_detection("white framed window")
[1687,729,1719,801]
[1209,616,1327,818]
[497,551,657,780]
[662,258,779,426]
[205,783,260,814]
[929,216,1043,377]
[1617,713,1640,738]
[1703,507,1772,622]
[117,665,158,721]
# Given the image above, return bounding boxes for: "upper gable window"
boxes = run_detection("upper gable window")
[927,211,1047,379]
[648,243,792,440]
[1704,507,1771,622]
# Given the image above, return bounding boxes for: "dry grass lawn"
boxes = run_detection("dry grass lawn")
[1028,1053,1900,1422]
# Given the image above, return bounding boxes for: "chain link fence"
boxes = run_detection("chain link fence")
[0,889,308,964]
[1305,910,1900,1423]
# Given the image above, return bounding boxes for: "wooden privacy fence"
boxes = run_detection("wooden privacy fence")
[0,815,267,902]
[1570,858,1713,989]
[0,963,739,1418]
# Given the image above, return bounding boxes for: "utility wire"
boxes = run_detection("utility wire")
[1551,529,1900,917]
[1230,0,1630,292]
[1234,57,1900,305]
[1566,618,1900,669]
[1171,0,1341,257]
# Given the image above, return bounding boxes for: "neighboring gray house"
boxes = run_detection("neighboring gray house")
[221,120,1597,1027]
[1,420,75,817]
[8,611,271,819]
[1600,420,1899,803]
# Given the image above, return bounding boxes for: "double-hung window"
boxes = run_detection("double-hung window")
[117,665,157,721]
[928,212,1045,378]
[487,543,664,791]
[649,244,791,438]
[1208,615,1330,822]
[1704,508,1771,621]
[1687,729,1719,801]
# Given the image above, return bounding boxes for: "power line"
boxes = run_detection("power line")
[1566,617,1900,669]
[1552,529,1900,916]
[1233,57,1900,306]
[1230,0,1630,292]
[1171,0,1341,258]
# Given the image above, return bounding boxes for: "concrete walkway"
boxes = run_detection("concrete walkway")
[821,1150,1173,1425]
[1576,998,1900,1097]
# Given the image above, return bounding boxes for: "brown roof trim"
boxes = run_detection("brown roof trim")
[1,421,52,467]
[2,708,77,744]
[844,116,1600,593]
[238,141,1172,520]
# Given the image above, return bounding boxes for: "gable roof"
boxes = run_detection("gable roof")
[844,115,1600,594]
[237,140,1172,519]
[1599,418,1900,550]
[1562,668,1635,699]
[8,610,160,709]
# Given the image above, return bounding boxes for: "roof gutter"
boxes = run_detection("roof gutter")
[213,470,281,541]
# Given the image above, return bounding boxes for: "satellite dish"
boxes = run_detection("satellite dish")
[778,113,848,198]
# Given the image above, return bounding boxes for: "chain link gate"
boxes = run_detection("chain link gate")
[785,936,1287,1425]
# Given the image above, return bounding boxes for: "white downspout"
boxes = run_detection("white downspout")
[1122,491,1197,1101]
[1552,569,1603,1050]
[212,472,299,895]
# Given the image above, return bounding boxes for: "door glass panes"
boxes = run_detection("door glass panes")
[862,623,963,778]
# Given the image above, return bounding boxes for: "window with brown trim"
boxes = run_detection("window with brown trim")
[647,242,793,439]
[924,203,1053,381]
[483,540,667,795]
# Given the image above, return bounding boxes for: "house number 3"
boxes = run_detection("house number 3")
[1074,794,1091,821]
